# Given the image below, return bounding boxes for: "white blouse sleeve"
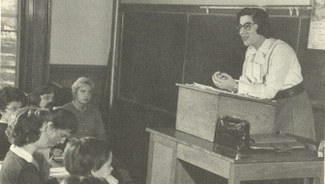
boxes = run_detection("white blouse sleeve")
[238,41,299,99]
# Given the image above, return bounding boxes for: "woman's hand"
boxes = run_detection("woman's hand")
[51,148,63,157]
[212,72,237,92]
[318,140,324,157]
[105,175,119,184]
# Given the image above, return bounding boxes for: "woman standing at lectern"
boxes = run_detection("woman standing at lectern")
[212,8,315,140]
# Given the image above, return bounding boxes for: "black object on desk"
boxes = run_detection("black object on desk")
[214,116,251,151]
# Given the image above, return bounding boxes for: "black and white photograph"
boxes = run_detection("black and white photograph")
[0,0,324,183]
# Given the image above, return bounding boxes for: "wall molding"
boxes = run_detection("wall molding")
[121,0,311,6]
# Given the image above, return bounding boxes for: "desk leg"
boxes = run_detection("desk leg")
[175,160,196,184]
[228,165,240,184]
[228,177,240,184]
[146,134,177,184]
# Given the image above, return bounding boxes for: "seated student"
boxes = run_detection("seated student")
[61,77,107,141]
[60,175,108,184]
[29,83,73,110]
[29,83,69,160]
[64,137,127,184]
[0,107,78,184]
[0,85,27,160]
[29,84,57,109]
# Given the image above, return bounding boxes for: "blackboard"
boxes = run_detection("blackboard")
[118,10,324,112]
[119,12,187,112]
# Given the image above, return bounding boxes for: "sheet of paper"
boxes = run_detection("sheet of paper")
[308,0,325,50]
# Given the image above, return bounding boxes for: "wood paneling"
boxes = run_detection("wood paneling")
[19,0,51,92]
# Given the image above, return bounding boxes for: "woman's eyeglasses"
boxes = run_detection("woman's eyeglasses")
[236,22,256,31]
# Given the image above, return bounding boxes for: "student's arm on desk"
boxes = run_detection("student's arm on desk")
[50,166,69,180]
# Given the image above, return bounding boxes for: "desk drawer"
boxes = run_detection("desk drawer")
[177,144,230,178]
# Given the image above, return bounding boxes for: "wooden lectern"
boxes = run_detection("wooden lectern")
[176,83,278,142]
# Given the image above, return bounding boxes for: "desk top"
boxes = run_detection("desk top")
[176,83,278,106]
[147,128,323,164]
[50,166,69,179]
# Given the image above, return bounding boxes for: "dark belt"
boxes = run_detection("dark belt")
[274,82,305,100]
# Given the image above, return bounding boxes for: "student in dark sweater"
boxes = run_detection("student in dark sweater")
[61,77,107,141]
[0,85,27,160]
[0,107,78,184]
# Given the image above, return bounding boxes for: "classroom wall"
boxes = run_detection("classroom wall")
[48,0,116,112]
[110,2,325,183]
[44,1,324,183]
[48,0,312,65]
[49,0,113,65]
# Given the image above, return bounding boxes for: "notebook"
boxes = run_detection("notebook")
[250,134,305,150]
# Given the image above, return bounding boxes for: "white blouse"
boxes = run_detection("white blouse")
[238,38,303,99]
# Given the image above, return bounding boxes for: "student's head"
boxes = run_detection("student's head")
[6,107,78,148]
[71,77,95,105]
[0,86,27,122]
[60,176,108,184]
[236,8,274,47]
[64,137,113,179]
[29,84,57,109]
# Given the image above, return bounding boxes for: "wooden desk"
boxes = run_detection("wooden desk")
[146,128,324,184]
[176,84,278,142]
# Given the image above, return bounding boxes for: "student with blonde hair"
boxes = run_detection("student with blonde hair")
[61,77,107,141]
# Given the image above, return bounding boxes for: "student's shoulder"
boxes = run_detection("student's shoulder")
[60,102,74,110]
[1,151,25,173]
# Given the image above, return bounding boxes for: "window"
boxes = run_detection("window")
[1,0,19,86]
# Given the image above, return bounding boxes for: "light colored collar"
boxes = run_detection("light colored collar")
[246,38,277,64]
[258,38,275,55]
[247,38,276,55]
[10,145,40,170]
[10,145,34,163]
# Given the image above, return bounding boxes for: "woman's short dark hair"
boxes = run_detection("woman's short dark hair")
[28,83,57,107]
[0,86,27,112]
[64,137,112,176]
[237,8,274,38]
[6,107,78,146]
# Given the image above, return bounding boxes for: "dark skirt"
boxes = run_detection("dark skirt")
[275,91,316,140]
